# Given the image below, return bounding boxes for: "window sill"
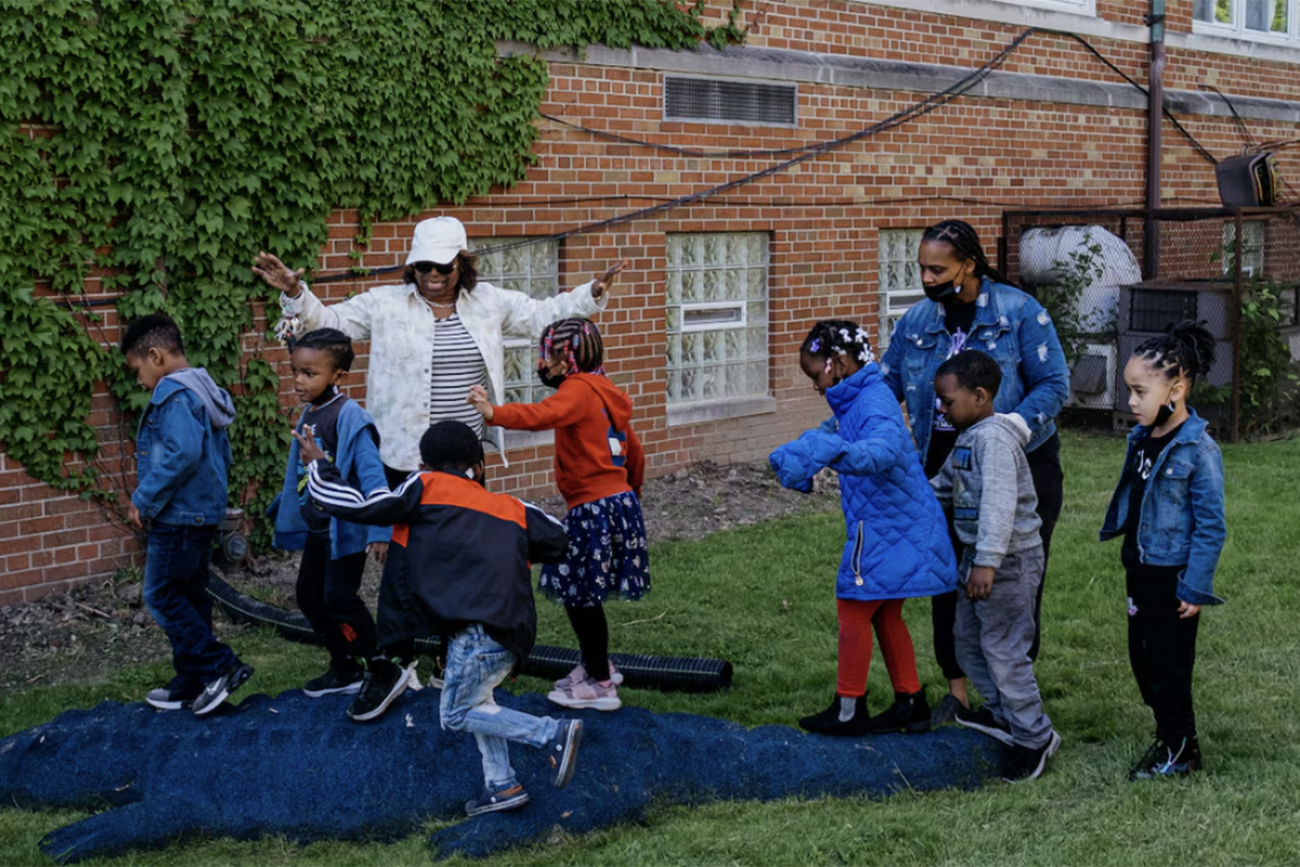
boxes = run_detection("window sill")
[666,395,777,427]
[504,429,554,451]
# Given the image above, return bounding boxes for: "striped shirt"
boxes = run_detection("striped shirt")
[429,314,488,440]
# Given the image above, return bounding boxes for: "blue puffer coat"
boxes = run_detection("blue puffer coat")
[769,364,958,601]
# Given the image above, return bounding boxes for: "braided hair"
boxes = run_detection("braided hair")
[540,317,605,374]
[290,327,355,372]
[799,320,875,367]
[1133,319,1217,384]
[921,219,1015,287]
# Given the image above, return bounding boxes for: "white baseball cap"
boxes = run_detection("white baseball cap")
[406,217,467,266]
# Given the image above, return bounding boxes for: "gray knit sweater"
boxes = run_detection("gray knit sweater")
[930,413,1043,569]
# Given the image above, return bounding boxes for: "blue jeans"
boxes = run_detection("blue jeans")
[143,523,236,691]
[440,625,560,790]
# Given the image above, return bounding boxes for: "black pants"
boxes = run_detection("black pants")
[931,432,1064,681]
[296,533,377,665]
[1127,563,1199,743]
[379,463,418,663]
[566,604,611,682]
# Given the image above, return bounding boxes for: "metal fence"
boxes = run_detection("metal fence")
[999,207,1300,441]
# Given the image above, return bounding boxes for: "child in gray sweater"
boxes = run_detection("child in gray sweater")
[929,350,1061,782]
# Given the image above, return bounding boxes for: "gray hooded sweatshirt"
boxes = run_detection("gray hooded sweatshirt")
[930,412,1042,570]
[165,368,236,430]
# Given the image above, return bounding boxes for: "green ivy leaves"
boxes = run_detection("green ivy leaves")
[0,0,743,545]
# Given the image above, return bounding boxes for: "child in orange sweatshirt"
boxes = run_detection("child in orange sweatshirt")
[469,317,647,712]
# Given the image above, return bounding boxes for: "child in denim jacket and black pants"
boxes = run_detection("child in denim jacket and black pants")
[122,314,253,716]
[1102,321,1226,780]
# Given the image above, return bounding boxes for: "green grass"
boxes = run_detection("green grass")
[2,431,1299,866]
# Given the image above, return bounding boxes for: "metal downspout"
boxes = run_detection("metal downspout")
[1144,1,1166,279]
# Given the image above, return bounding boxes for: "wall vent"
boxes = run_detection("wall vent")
[664,76,797,126]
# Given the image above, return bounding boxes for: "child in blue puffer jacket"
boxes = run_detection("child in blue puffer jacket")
[770,321,958,736]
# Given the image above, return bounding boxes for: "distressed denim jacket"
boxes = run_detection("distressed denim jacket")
[1099,409,1227,606]
[879,278,1070,464]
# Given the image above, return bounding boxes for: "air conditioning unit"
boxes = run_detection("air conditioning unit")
[1068,342,1117,411]
[1115,278,1235,417]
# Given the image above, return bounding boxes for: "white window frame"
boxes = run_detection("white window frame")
[877,228,928,352]
[857,0,1096,22]
[1194,0,1299,45]
[469,236,560,449]
[664,232,773,421]
[1221,220,1266,277]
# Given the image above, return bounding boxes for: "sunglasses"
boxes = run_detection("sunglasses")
[413,259,457,276]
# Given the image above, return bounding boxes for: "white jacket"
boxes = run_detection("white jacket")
[282,279,606,470]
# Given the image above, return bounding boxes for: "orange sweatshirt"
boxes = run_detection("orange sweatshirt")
[491,373,645,509]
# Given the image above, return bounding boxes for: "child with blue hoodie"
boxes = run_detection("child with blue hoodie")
[769,321,957,736]
[271,329,392,712]
[1101,321,1226,781]
[123,314,252,717]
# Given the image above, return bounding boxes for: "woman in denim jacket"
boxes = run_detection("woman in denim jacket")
[878,220,1070,722]
[1100,321,1226,781]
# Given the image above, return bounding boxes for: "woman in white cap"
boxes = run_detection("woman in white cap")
[253,217,625,722]
[254,217,624,484]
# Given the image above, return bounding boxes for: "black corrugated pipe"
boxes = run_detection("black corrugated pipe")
[205,569,733,693]
[1144,0,1167,279]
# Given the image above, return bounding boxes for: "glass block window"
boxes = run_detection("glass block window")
[877,229,927,351]
[665,233,769,405]
[469,238,559,405]
[1221,220,1266,278]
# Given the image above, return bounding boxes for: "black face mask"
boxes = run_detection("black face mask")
[1153,398,1177,427]
[537,367,566,390]
[924,280,960,303]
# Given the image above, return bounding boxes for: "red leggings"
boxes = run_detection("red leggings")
[836,598,921,698]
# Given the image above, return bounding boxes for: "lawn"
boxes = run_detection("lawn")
[2,431,1299,866]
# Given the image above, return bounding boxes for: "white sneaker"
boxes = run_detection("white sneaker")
[555,662,624,691]
[547,676,621,712]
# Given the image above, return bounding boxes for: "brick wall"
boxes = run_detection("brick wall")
[4,0,1300,604]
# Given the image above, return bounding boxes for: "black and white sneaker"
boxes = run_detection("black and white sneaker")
[465,783,530,817]
[546,719,583,789]
[191,658,255,717]
[303,664,365,698]
[955,706,1015,746]
[347,658,410,722]
[1129,735,1202,781]
[1000,730,1062,782]
[145,685,198,711]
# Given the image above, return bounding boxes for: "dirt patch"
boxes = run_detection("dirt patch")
[0,461,839,694]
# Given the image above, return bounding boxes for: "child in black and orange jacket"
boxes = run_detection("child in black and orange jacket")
[298,420,583,818]
[469,317,647,713]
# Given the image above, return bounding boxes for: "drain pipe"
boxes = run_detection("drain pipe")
[1144,0,1166,279]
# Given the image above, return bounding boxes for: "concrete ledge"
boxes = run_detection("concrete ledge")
[503,429,554,452]
[666,395,778,427]
[499,40,1300,123]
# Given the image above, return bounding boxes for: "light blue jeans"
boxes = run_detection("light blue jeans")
[440,624,561,789]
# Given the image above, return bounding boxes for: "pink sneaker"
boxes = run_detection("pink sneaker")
[555,662,623,691]
[547,677,621,712]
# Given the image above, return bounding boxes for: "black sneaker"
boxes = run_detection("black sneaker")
[930,693,968,727]
[347,658,410,722]
[191,658,255,717]
[303,664,365,698]
[798,694,870,736]
[145,684,199,711]
[955,705,1015,746]
[465,783,530,817]
[546,719,583,789]
[1000,730,1062,782]
[1129,736,1202,781]
[865,690,931,734]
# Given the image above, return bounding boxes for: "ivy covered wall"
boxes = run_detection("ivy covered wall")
[0,0,741,544]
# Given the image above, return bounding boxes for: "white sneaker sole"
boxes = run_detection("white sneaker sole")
[349,667,412,722]
[546,689,621,712]
[302,681,364,698]
[955,715,1016,746]
[146,697,192,711]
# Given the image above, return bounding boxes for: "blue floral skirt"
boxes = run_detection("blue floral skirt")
[539,491,650,608]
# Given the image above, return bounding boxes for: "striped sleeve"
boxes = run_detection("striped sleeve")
[306,460,422,526]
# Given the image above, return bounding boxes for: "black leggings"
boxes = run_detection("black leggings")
[296,533,377,665]
[566,604,611,682]
[1126,563,1199,742]
[931,432,1064,680]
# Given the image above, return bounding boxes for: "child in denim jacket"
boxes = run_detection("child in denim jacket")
[122,314,252,716]
[1101,320,1226,780]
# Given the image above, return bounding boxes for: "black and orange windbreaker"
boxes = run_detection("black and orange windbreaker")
[305,460,567,661]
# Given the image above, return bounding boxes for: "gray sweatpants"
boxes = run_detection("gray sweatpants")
[954,545,1054,750]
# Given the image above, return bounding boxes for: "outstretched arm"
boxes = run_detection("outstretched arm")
[296,430,420,526]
